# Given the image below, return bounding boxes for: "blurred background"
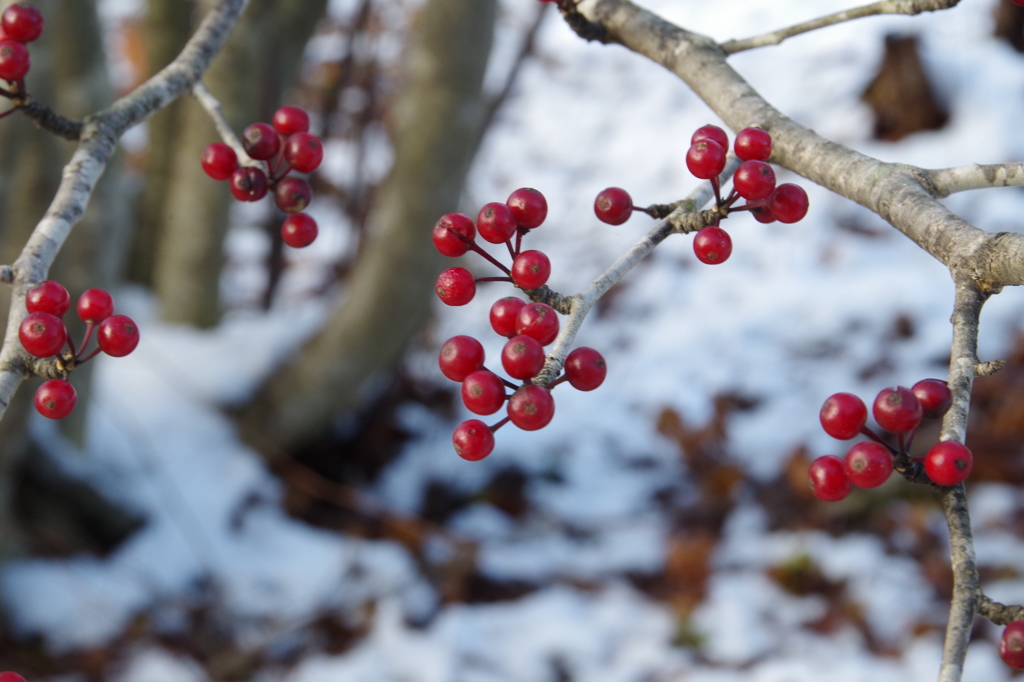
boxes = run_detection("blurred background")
[4,0,1024,679]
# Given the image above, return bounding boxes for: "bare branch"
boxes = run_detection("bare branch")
[191,80,263,169]
[974,359,1005,377]
[12,94,83,140]
[927,162,1024,197]
[978,596,1024,626]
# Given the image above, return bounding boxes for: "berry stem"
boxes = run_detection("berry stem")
[489,416,510,432]
[859,425,898,455]
[65,331,76,358]
[547,374,568,389]
[711,176,722,205]
[904,425,918,453]
[499,377,519,391]
[468,242,512,275]
[505,239,516,260]
[515,227,525,256]
[475,276,513,283]
[78,322,95,359]
[77,347,102,364]
[897,431,906,455]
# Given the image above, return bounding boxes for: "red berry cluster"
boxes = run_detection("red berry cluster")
[0,4,42,83]
[201,105,323,249]
[809,379,968,501]
[18,282,139,420]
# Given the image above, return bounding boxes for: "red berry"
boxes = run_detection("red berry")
[0,673,28,682]
[97,314,140,357]
[0,39,29,81]
[241,122,280,160]
[594,187,632,225]
[507,384,555,431]
[506,188,547,229]
[26,280,69,317]
[77,288,113,323]
[201,142,238,181]
[843,442,893,488]
[692,225,732,264]
[272,105,310,136]
[436,267,476,306]
[808,455,852,502]
[1015,0,1024,6]
[501,334,545,380]
[2,4,42,42]
[281,213,318,248]
[19,311,65,357]
[1001,621,1024,669]
[732,160,776,201]
[924,441,973,486]
[511,250,551,290]
[686,139,727,180]
[476,202,517,244]
[432,213,475,257]
[274,176,312,214]
[515,302,559,345]
[769,184,809,223]
[452,419,495,461]
[751,205,776,224]
[820,392,868,440]
[912,378,952,419]
[734,128,772,161]
[34,379,76,420]
[229,166,269,202]
[438,335,485,382]
[284,132,324,174]
[461,370,507,415]
[691,124,729,151]
[564,347,606,391]
[489,297,525,338]
[873,386,922,434]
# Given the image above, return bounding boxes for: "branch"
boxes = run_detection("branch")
[927,162,1024,197]
[978,596,1024,626]
[12,95,83,140]
[191,80,263,169]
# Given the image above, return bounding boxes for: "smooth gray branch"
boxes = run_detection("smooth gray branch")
[191,81,263,169]
[927,162,1024,197]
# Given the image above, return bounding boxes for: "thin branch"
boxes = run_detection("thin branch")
[12,95,83,140]
[978,596,1024,626]
[192,80,263,170]
[927,162,1024,197]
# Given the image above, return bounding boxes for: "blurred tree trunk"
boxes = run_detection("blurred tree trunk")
[236,0,496,456]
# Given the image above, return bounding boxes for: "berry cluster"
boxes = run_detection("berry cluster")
[201,105,323,248]
[0,4,41,84]
[809,379,967,501]
[18,282,139,420]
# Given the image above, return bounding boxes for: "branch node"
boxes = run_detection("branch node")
[556,0,610,43]
[0,265,14,284]
[974,360,1005,377]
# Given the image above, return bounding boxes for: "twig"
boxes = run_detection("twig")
[974,360,1005,377]
[191,80,262,169]
[12,95,83,140]
[978,596,1024,626]
[927,162,1024,197]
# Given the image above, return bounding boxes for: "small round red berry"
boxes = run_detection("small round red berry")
[873,386,922,434]
[511,250,551,290]
[229,166,269,202]
[453,419,495,461]
[26,280,69,317]
[241,122,280,160]
[820,392,868,440]
[274,176,312,214]
[1001,621,1024,669]
[490,297,525,338]
[924,441,973,486]
[769,184,809,223]
[284,132,324,173]
[732,160,776,201]
[77,288,113,323]
[439,335,485,382]
[691,124,729,150]
[1014,0,1024,6]
[564,347,606,391]
[507,384,555,431]
[0,672,29,682]
[751,205,776,224]
[843,442,893,488]
[506,188,547,229]
[515,302,559,345]
[272,105,310,135]
[432,213,475,257]
[19,311,66,357]
[693,225,732,264]
[808,455,852,502]
[461,370,507,415]
[686,139,727,180]
[97,314,140,357]
[0,39,29,81]
[34,379,76,420]
[1,4,42,42]
[436,267,476,306]
[476,202,517,244]
[281,213,318,248]
[912,378,952,419]
[594,187,632,225]
[733,127,772,161]
[200,142,238,181]
[501,334,545,380]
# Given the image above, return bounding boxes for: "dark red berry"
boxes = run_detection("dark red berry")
[432,213,475,257]
[452,419,495,461]
[507,385,555,431]
[872,386,922,434]
[515,303,559,345]
[77,288,113,323]
[436,267,476,306]
[594,187,632,225]
[241,122,280,161]
[564,347,606,391]
[686,140,727,180]
[691,124,728,151]
[808,455,852,502]
[490,297,525,338]
[19,311,65,357]
[201,143,238,181]
[438,335,485,382]
[1001,621,1024,669]
[693,226,732,264]
[97,314,140,357]
[477,202,517,244]
[843,442,893,488]
[924,441,972,486]
[272,105,310,136]
[229,166,269,202]
[820,392,867,440]
[501,334,545,380]
[26,280,69,317]
[732,160,776,201]
[274,176,312,214]
[912,378,952,419]
[461,370,507,415]
[769,184,809,223]
[34,379,76,420]
[0,673,28,682]
[751,205,776,224]
[2,4,42,42]
[281,213,318,248]
[0,39,29,81]
[734,128,772,161]
[511,250,551,290]
[284,132,324,173]
[506,188,547,229]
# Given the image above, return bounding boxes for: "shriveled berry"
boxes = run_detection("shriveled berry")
[284,132,324,173]
[769,183,809,223]
[511,250,551,290]
[506,188,547,229]
[438,335,485,382]
[912,378,952,419]
[77,288,113,323]
[686,139,727,180]
[507,384,555,431]
[477,202,517,244]
[693,225,732,264]
[1001,621,1024,669]
[808,455,852,502]
[564,347,606,391]
[2,4,42,42]
[594,187,632,225]
[34,379,76,420]
[461,370,507,415]
[453,419,495,461]
[924,441,972,486]
[732,160,776,201]
[501,334,545,380]
[691,124,728,151]
[272,105,310,135]
[515,302,559,345]
[873,386,922,434]
[229,166,269,202]
[97,314,140,357]
[274,176,312,213]
[820,392,867,440]
[241,122,280,160]
[844,442,893,488]
[201,143,238,180]
[26,280,69,317]
[281,213,318,248]
[432,213,475,257]
[19,311,65,357]
[490,297,525,338]
[436,267,476,306]
[734,127,772,161]
[0,39,29,81]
